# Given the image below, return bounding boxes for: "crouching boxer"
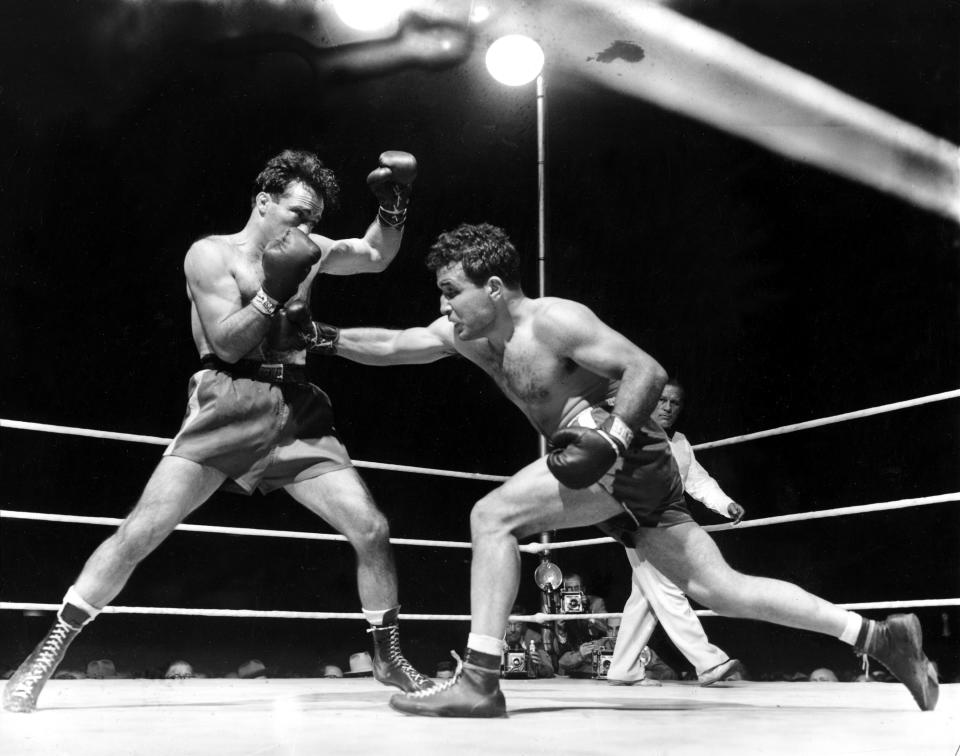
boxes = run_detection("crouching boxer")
[3,148,433,714]
[289,221,938,717]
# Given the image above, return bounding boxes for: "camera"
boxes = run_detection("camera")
[561,589,586,613]
[500,651,528,678]
[592,649,614,679]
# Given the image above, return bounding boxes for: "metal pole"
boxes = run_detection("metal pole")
[536,72,547,458]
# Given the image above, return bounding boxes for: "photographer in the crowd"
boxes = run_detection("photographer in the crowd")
[553,574,611,677]
[502,604,555,678]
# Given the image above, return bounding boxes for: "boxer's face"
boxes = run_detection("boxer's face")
[259,181,324,235]
[436,262,497,340]
[653,384,684,430]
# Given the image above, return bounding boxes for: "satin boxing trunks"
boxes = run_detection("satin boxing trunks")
[565,404,691,544]
[163,356,351,494]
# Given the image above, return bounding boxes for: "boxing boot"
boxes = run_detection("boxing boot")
[389,650,507,718]
[370,618,434,693]
[3,617,82,713]
[855,613,938,711]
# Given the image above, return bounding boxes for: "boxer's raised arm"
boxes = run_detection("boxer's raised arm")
[314,151,417,276]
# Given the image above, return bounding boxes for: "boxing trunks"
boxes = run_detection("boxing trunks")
[563,403,691,543]
[163,354,351,494]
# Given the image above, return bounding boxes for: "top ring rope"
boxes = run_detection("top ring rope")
[0,419,509,483]
[692,388,960,451]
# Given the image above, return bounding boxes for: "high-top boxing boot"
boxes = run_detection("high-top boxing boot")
[855,613,938,711]
[3,594,97,713]
[369,608,434,693]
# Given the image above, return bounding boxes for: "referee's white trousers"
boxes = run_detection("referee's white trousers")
[608,548,728,680]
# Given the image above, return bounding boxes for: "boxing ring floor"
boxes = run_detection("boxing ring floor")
[2,678,956,756]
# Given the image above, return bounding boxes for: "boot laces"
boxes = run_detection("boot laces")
[10,620,73,697]
[370,624,431,687]
[405,651,464,699]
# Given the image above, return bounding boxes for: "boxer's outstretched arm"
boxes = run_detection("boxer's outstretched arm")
[336,317,457,365]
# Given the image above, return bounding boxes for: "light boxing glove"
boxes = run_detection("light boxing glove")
[367,150,417,229]
[546,414,634,489]
[285,300,340,355]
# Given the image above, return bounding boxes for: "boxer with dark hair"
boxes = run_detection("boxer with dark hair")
[3,148,431,714]
[291,221,938,717]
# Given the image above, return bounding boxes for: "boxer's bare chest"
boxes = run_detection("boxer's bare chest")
[470,333,577,408]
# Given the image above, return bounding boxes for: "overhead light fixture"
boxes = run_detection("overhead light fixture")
[485,34,544,86]
[332,0,405,32]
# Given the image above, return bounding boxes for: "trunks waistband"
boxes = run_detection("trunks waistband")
[200,354,309,385]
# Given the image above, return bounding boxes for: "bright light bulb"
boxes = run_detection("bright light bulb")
[469,4,491,24]
[332,0,403,32]
[485,35,544,86]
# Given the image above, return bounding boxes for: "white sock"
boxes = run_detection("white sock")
[60,585,102,627]
[468,633,505,656]
[838,611,864,646]
[362,607,392,626]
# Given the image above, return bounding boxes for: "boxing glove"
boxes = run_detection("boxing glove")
[367,150,417,228]
[546,414,634,489]
[285,300,340,355]
[260,228,322,305]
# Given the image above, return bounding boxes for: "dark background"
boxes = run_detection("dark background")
[1,0,957,682]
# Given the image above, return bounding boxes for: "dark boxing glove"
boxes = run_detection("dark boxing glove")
[255,229,322,315]
[367,150,417,229]
[285,300,340,355]
[546,414,635,489]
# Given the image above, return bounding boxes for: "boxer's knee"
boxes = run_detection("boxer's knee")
[346,508,391,554]
[469,493,512,539]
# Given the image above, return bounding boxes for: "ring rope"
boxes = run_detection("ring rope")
[0,419,509,483]
[0,510,473,550]
[4,492,956,553]
[3,603,957,621]
[3,492,957,552]
[3,384,956,481]
[692,388,960,450]
[533,492,960,550]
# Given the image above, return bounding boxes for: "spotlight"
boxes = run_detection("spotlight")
[332,0,405,32]
[485,34,544,86]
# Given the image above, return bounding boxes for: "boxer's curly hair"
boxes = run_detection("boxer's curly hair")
[252,149,340,212]
[426,222,521,287]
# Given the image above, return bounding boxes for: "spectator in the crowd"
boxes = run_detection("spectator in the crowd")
[505,604,554,678]
[553,574,612,678]
[322,664,344,679]
[344,652,374,678]
[165,660,195,679]
[809,667,839,682]
[86,659,118,679]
